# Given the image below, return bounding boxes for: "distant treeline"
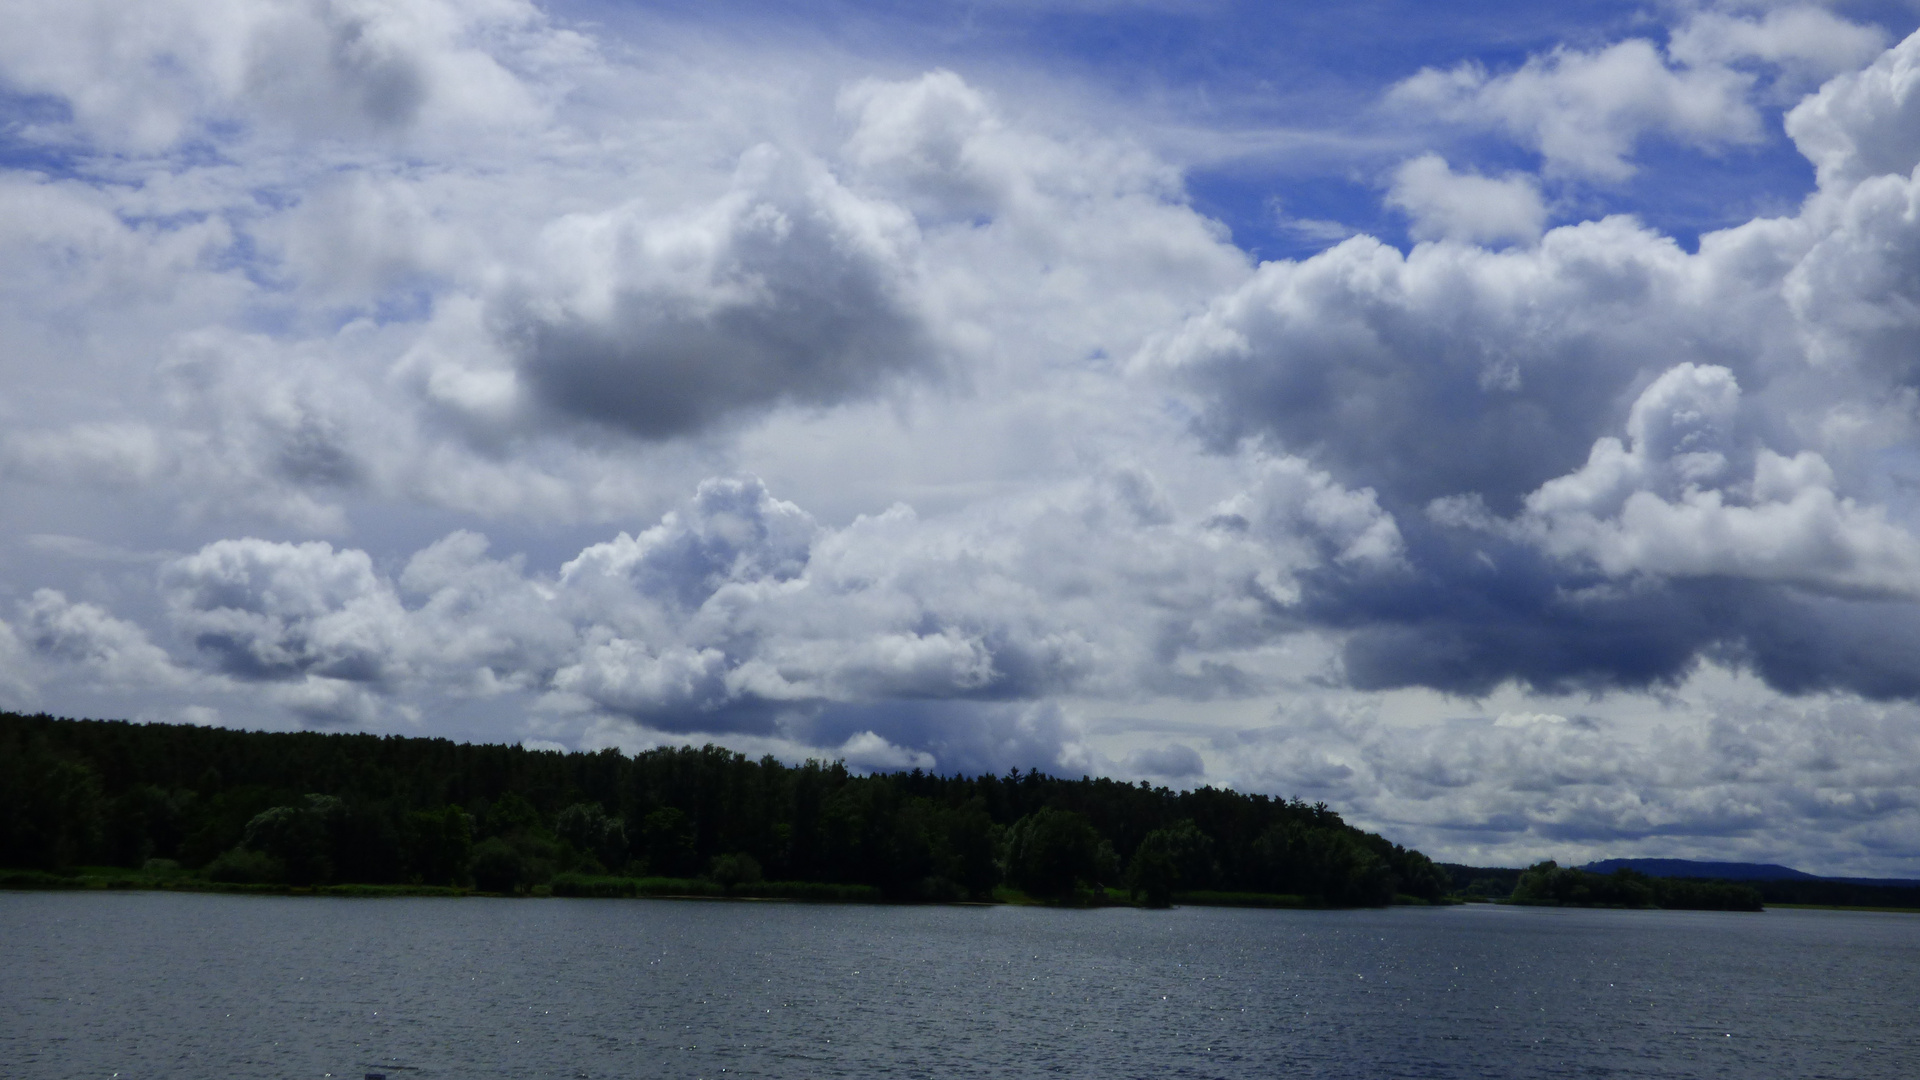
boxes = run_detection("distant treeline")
[1441,863,1523,899]
[1507,862,1764,911]
[1445,863,1764,910]
[0,712,1448,906]
[1450,862,1764,911]
[1447,861,1920,911]
[1744,878,1920,909]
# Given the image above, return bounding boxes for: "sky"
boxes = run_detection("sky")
[5,0,1920,875]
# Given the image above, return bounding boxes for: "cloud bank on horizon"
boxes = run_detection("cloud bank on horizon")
[4,0,1920,874]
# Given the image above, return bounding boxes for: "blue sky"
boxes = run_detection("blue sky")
[564,0,1915,255]
[6,0,1920,874]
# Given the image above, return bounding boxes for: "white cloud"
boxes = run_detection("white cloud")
[1389,38,1762,180]
[1386,154,1547,245]
[1670,5,1888,90]
[3,423,171,489]
[1517,364,1920,598]
[32,462,1379,768]
[1786,27,1920,191]
[18,589,191,688]
[8,0,1920,870]
[1219,672,1920,877]
[0,0,557,151]
[159,538,407,682]
[1386,7,1888,184]
[836,730,938,773]
[1139,49,1920,703]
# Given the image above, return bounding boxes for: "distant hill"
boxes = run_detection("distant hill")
[1580,858,1820,881]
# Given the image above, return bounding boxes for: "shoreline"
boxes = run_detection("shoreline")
[12,877,1913,912]
[0,868,1453,909]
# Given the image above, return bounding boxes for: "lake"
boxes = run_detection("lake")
[3,893,1915,1079]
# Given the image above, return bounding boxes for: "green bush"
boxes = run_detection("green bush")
[1004,808,1117,902]
[205,847,284,885]
[710,852,763,891]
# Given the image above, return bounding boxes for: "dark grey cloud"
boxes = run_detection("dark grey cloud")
[271,413,364,488]
[244,2,430,134]
[1310,540,1717,697]
[1313,539,1920,704]
[1124,741,1206,780]
[1730,591,1920,701]
[1148,223,1764,515]
[498,149,935,440]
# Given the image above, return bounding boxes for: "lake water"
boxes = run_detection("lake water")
[3,893,1915,1079]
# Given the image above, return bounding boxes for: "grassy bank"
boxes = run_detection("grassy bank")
[1,867,471,897]
[1766,902,1920,914]
[547,872,882,902]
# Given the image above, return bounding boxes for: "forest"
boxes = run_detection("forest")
[0,711,1451,907]
[1507,861,1765,911]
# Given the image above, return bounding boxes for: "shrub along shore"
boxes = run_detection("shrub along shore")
[2,711,1449,907]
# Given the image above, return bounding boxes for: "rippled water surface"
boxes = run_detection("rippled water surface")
[4,892,1917,1079]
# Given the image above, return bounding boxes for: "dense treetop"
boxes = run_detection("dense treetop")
[0,712,1448,905]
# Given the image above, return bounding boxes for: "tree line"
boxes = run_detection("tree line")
[0,712,1449,905]
[1509,861,1764,911]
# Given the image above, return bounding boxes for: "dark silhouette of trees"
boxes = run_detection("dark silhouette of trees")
[406,805,473,886]
[1127,819,1215,906]
[555,802,628,872]
[0,711,1447,905]
[236,794,345,886]
[1005,807,1117,901]
[709,852,762,892]
[1511,861,1763,911]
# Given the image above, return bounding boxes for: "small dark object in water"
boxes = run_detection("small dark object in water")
[365,1074,386,1079]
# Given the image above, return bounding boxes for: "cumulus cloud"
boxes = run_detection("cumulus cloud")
[18,590,190,689]
[159,538,407,683]
[1143,36,1920,703]
[1389,6,1889,182]
[494,146,935,440]
[840,70,1008,221]
[0,0,555,150]
[1139,218,1718,512]
[1669,5,1888,91]
[1385,154,1547,245]
[1220,678,1920,876]
[536,468,1392,731]
[1518,364,1920,598]
[10,0,1920,870]
[1389,38,1761,180]
[1786,27,1920,191]
[47,463,1386,770]
[836,730,938,773]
